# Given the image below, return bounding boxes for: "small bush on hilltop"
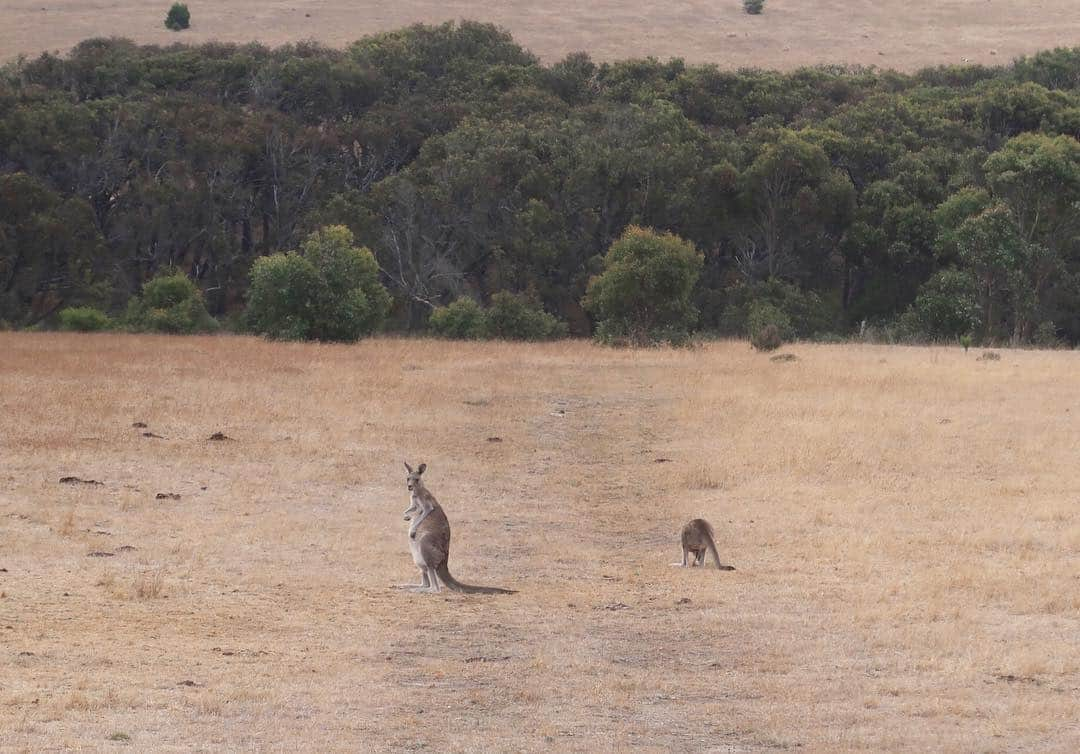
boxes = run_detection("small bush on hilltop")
[58,306,113,332]
[246,225,391,341]
[743,0,765,15]
[164,3,190,31]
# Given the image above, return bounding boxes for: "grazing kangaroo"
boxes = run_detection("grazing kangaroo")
[673,518,736,571]
[400,462,515,595]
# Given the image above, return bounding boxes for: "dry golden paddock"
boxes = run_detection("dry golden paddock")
[4,0,1080,71]
[1,333,1079,752]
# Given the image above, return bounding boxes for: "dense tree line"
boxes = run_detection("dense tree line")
[2,22,1079,344]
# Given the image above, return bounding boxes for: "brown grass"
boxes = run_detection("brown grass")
[3,0,1080,71]
[0,332,1078,751]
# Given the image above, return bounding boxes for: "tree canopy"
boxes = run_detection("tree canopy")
[2,24,1080,343]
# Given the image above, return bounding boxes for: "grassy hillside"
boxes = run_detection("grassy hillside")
[4,0,1080,71]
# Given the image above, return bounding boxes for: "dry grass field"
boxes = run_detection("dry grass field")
[1,333,1078,752]
[4,0,1080,70]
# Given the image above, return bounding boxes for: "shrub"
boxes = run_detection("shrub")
[429,292,565,341]
[246,225,391,341]
[124,272,218,334]
[743,0,765,14]
[481,291,565,340]
[896,269,981,342]
[717,279,835,340]
[164,3,190,31]
[748,302,792,351]
[58,306,112,332]
[429,297,485,339]
[1033,321,1063,348]
[584,226,703,345]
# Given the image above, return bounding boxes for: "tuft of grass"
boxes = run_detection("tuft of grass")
[132,568,165,599]
[56,509,76,538]
[107,732,131,742]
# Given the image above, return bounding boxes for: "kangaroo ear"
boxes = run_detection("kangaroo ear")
[404,461,413,473]
[417,463,427,475]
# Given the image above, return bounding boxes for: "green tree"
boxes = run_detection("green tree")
[0,173,112,325]
[124,272,218,334]
[740,130,832,279]
[955,205,1025,341]
[428,297,485,339]
[58,307,113,332]
[584,226,703,344]
[984,133,1080,255]
[747,302,792,350]
[897,269,981,341]
[246,226,391,341]
[165,3,190,31]
[481,291,565,340]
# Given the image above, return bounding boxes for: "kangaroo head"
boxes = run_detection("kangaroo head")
[403,461,427,492]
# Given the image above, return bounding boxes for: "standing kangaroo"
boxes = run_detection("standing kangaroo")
[673,518,736,571]
[399,462,515,594]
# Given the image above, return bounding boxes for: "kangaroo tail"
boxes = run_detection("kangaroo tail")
[435,563,516,594]
[705,534,736,571]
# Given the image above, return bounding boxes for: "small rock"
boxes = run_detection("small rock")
[142,432,164,439]
[118,545,137,552]
[654,458,672,463]
[989,49,998,55]
[87,551,114,557]
[677,597,691,604]
[155,493,181,501]
[132,422,148,428]
[59,476,103,486]
[486,436,503,443]
[177,679,202,687]
[207,432,233,441]
[599,602,629,611]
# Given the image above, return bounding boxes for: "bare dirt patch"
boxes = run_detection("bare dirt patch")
[3,0,1080,71]
[0,333,1078,751]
